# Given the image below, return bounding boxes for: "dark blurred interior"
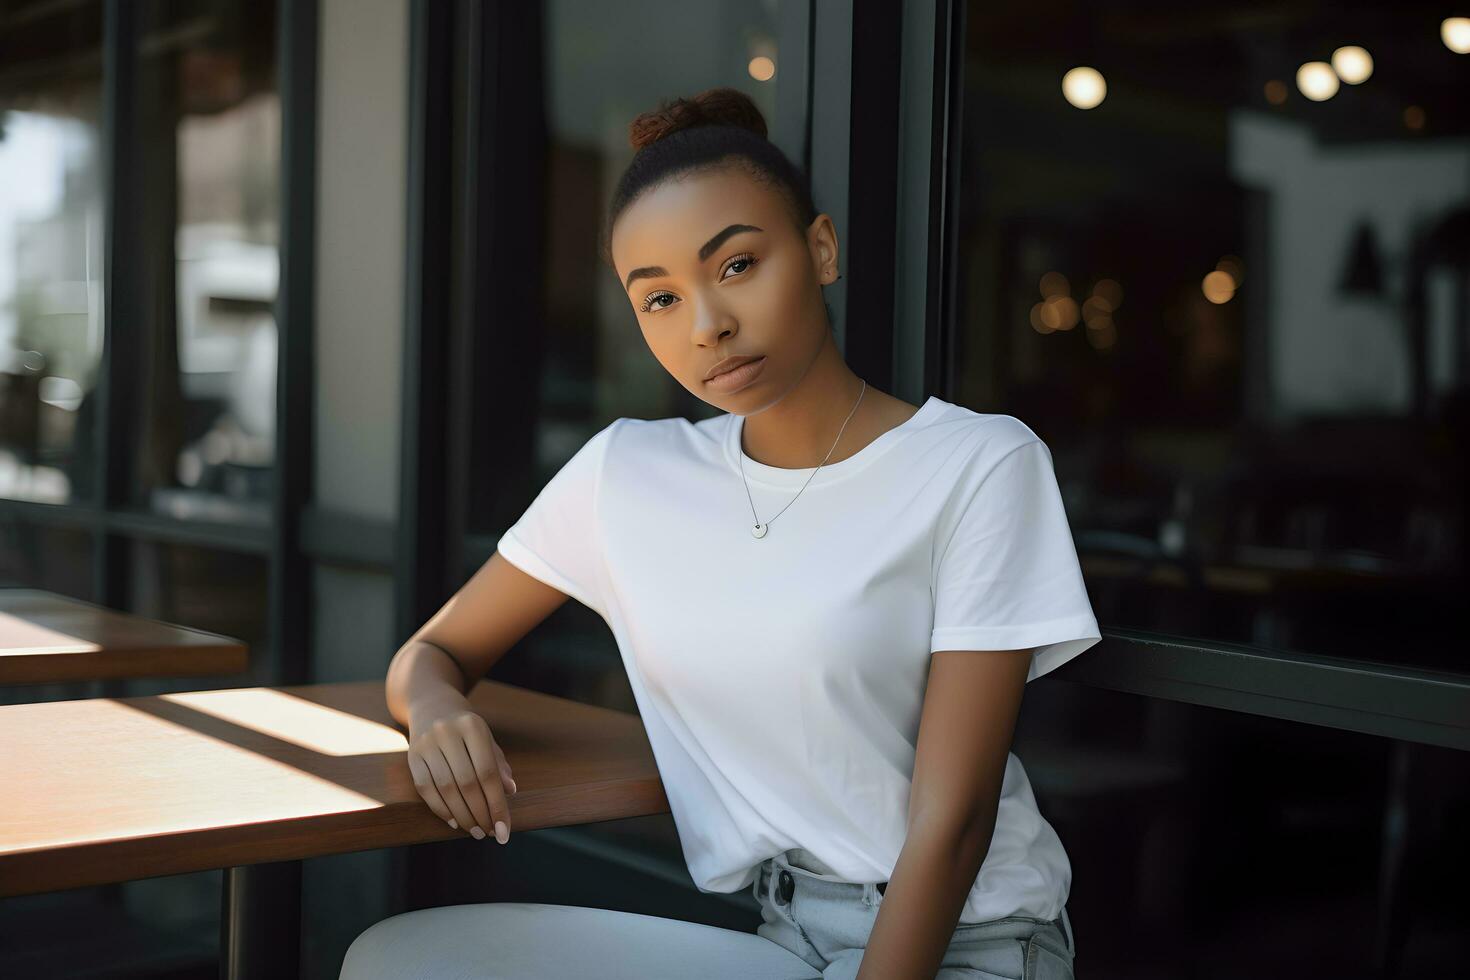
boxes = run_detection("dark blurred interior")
[937,2,1469,975]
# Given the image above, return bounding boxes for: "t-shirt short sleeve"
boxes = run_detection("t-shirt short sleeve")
[930,432,1101,682]
[495,419,622,620]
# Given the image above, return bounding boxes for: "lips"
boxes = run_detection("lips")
[704,355,766,392]
[705,355,764,381]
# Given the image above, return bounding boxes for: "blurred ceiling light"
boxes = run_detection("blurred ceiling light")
[1061,67,1106,109]
[1404,105,1426,130]
[748,56,776,82]
[1082,297,1114,330]
[1202,270,1235,304]
[1331,46,1373,84]
[1296,61,1339,101]
[1091,278,1123,311]
[1042,295,1080,330]
[1264,79,1288,105]
[1216,255,1245,288]
[1443,17,1470,54]
[1029,302,1054,334]
[1039,270,1070,299]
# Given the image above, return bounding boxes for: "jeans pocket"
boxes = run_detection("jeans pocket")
[1023,933,1075,980]
[940,936,1027,980]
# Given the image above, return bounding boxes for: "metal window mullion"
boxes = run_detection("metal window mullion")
[268,0,319,688]
[394,0,454,646]
[892,0,965,404]
[95,0,141,610]
[443,0,483,589]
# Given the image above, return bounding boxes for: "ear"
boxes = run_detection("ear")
[806,213,839,285]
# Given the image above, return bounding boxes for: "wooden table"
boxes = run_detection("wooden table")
[0,678,669,979]
[0,588,248,684]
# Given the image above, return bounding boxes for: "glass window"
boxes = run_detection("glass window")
[0,1,105,505]
[952,3,1469,675]
[131,0,279,525]
[124,539,265,694]
[0,518,93,599]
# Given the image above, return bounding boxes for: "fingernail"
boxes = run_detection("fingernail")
[509,778,518,795]
[470,825,486,840]
[494,821,509,844]
[447,819,457,829]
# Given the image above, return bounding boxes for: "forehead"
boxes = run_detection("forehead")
[612,167,787,267]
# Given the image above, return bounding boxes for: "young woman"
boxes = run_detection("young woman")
[345,88,1099,979]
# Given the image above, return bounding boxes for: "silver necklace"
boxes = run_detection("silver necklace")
[739,379,866,539]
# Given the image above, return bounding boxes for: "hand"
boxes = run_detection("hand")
[406,701,517,844]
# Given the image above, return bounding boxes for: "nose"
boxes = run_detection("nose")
[691,292,737,346]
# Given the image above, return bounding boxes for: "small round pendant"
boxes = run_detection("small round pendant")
[751,523,768,539]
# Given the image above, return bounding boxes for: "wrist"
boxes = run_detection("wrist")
[407,689,472,733]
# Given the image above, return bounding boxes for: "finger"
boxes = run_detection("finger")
[439,732,495,837]
[420,740,479,836]
[406,748,457,828]
[492,741,517,795]
[463,727,513,843]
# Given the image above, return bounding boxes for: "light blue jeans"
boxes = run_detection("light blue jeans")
[754,848,1077,980]
[339,849,1076,979]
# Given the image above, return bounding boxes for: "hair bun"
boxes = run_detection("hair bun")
[628,87,767,151]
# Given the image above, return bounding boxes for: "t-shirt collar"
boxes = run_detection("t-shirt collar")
[725,395,942,489]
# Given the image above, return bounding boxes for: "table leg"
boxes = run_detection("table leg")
[1373,740,1413,980]
[220,860,302,980]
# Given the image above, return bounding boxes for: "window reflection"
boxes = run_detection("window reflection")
[0,518,92,600]
[955,3,1469,674]
[125,539,265,693]
[0,1,104,505]
[133,0,279,525]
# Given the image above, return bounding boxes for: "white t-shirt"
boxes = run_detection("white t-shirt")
[495,395,1101,923]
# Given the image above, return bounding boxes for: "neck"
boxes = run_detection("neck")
[739,335,870,469]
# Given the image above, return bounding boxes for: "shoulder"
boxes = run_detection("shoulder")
[926,400,1046,462]
[598,414,723,469]
[603,414,698,446]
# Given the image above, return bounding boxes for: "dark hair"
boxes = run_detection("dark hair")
[600,87,818,268]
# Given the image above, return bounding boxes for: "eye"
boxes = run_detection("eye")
[640,291,675,314]
[721,253,758,280]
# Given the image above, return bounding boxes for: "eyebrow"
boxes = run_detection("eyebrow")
[623,223,764,291]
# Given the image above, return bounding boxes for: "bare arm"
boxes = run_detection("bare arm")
[385,548,573,729]
[856,647,1033,980]
[385,548,573,843]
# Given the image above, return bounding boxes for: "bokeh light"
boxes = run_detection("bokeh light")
[1331,46,1373,84]
[1296,61,1339,101]
[1061,67,1106,109]
[1202,270,1236,304]
[1039,271,1070,299]
[1442,17,1470,54]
